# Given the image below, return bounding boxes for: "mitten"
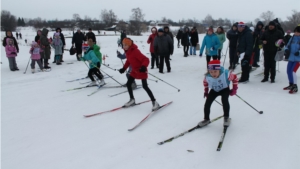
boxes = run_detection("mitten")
[204,92,208,98]
[230,86,238,96]
[139,66,147,72]
[116,50,121,56]
[295,51,299,56]
[119,68,125,74]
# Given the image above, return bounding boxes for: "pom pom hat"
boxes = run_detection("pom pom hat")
[208,60,221,70]
[122,38,133,47]
[238,22,245,28]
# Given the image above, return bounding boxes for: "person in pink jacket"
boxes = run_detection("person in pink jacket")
[5,38,19,71]
[29,42,44,73]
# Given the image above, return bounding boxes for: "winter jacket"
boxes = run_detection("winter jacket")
[237,26,253,58]
[35,30,41,43]
[72,32,85,44]
[164,26,174,43]
[81,48,100,69]
[147,27,157,53]
[181,27,190,46]
[123,44,149,79]
[226,28,238,48]
[253,21,264,49]
[284,34,292,45]
[120,32,127,43]
[29,46,41,60]
[5,38,17,57]
[40,28,51,59]
[93,44,102,65]
[2,31,19,52]
[85,31,96,42]
[51,38,63,55]
[176,29,183,39]
[261,27,284,54]
[153,34,173,55]
[190,31,199,46]
[285,36,300,62]
[216,33,226,50]
[200,33,221,56]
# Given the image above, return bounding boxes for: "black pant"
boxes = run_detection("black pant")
[159,55,171,72]
[88,62,103,81]
[264,58,277,80]
[204,88,230,120]
[240,57,250,80]
[126,76,155,101]
[40,58,48,67]
[151,53,159,68]
[183,45,189,55]
[229,47,237,66]
[177,38,180,47]
[206,55,218,66]
[217,49,221,60]
[75,43,82,58]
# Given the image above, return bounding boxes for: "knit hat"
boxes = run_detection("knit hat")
[295,26,300,33]
[122,38,133,46]
[269,21,276,26]
[208,60,221,70]
[158,28,164,33]
[238,22,245,28]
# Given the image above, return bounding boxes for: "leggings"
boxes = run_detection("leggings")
[88,62,103,81]
[126,76,155,101]
[287,61,300,84]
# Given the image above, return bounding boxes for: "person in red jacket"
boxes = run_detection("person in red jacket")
[147,27,159,69]
[119,38,160,111]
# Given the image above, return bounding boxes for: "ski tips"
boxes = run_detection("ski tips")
[259,111,263,114]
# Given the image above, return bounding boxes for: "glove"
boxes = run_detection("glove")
[119,68,125,74]
[229,89,237,96]
[295,51,299,56]
[203,92,208,98]
[199,53,202,57]
[116,50,121,56]
[139,66,147,72]
[210,47,214,51]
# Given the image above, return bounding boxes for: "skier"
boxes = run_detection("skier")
[284,25,300,94]
[215,26,226,60]
[198,60,238,127]
[29,41,44,73]
[147,27,159,69]
[51,33,63,65]
[118,38,160,111]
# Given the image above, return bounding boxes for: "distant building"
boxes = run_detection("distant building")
[157,22,170,27]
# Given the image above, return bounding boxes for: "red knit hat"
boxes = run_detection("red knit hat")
[208,60,221,70]
[238,22,245,28]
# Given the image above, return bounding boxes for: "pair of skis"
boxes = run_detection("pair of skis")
[84,100,173,131]
[157,116,230,151]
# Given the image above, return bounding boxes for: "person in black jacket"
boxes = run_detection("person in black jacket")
[52,27,66,63]
[284,30,292,60]
[120,30,127,47]
[154,28,173,73]
[72,29,85,61]
[252,21,264,67]
[85,28,96,43]
[176,28,183,48]
[189,28,199,55]
[181,26,190,57]
[2,30,19,54]
[34,30,42,43]
[236,22,253,83]
[260,21,284,83]
[226,23,239,69]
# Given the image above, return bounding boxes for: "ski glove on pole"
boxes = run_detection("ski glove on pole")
[139,66,147,72]
[119,68,125,74]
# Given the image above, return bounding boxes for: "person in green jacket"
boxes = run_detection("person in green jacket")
[216,26,226,60]
[80,38,105,86]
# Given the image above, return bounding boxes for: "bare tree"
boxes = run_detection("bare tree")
[203,14,214,27]
[287,10,300,26]
[128,8,145,35]
[73,13,81,21]
[100,9,117,27]
[260,11,275,25]
[1,10,17,31]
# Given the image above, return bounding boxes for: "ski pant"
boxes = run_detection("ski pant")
[253,48,261,65]
[189,45,196,55]
[88,62,103,81]
[151,53,159,68]
[126,76,156,101]
[263,52,277,80]
[7,57,18,70]
[287,61,300,84]
[217,49,222,60]
[183,45,189,55]
[75,43,82,60]
[177,38,180,47]
[159,55,171,72]
[206,55,218,66]
[240,57,251,81]
[40,58,49,67]
[229,47,237,67]
[31,59,43,69]
[204,88,230,120]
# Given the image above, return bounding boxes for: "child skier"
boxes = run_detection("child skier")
[284,25,300,94]
[118,38,160,111]
[80,38,105,86]
[29,41,44,73]
[51,33,63,65]
[5,38,19,71]
[198,60,238,127]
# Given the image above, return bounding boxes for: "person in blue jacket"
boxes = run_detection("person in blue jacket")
[283,25,300,94]
[199,26,221,66]
[117,50,137,89]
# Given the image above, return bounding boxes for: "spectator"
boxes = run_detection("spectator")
[72,29,85,61]
[85,28,96,43]
[215,26,226,60]
[189,27,199,55]
[147,27,159,69]
[226,23,239,70]
[176,28,183,48]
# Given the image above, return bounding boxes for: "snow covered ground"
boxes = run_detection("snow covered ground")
[1,27,300,169]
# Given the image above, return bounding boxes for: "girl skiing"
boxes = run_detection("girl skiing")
[51,33,63,65]
[198,60,238,127]
[29,41,44,73]
[5,38,19,71]
[284,25,300,94]
[118,38,160,111]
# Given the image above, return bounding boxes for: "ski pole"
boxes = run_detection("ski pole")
[148,72,180,92]
[235,94,263,114]
[148,78,158,83]
[100,68,123,86]
[23,56,31,74]
[214,100,222,106]
[222,44,229,67]
[102,63,116,71]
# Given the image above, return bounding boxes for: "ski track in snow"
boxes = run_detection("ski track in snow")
[1,27,300,169]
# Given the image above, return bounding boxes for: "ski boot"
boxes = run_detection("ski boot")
[198,119,210,127]
[124,98,135,107]
[87,81,97,87]
[152,101,160,111]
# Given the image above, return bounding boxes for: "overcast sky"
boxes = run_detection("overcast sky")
[2,0,299,23]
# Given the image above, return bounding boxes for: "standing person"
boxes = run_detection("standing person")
[35,30,42,42]
[164,26,174,42]
[189,28,199,55]
[19,33,22,39]
[283,25,300,94]
[118,38,160,111]
[2,30,19,54]
[154,28,173,73]
[29,41,44,73]
[51,33,63,65]
[72,29,85,61]
[147,27,159,69]
[4,38,19,71]
[252,21,264,67]
[181,26,190,57]
[16,32,19,39]
[215,26,226,60]
[52,28,66,63]
[199,27,221,66]
[198,60,238,127]
[236,22,253,83]
[226,23,239,69]
[40,28,51,69]
[85,28,96,43]
[120,30,127,47]
[260,21,284,83]
[284,30,292,60]
[176,28,183,48]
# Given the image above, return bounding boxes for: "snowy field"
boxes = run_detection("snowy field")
[1,27,300,169]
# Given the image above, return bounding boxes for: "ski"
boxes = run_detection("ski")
[62,84,98,92]
[157,115,224,145]
[66,77,89,82]
[84,100,151,118]
[128,101,173,131]
[87,83,107,96]
[108,87,142,97]
[216,118,231,151]
[79,76,111,84]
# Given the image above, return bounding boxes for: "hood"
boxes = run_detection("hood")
[56,27,62,32]
[36,30,41,35]
[41,28,49,36]
[164,26,170,32]
[5,30,13,37]
[231,22,238,30]
[151,27,157,32]
[255,21,264,30]
[240,26,252,35]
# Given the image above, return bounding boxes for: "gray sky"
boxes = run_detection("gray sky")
[2,0,299,23]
